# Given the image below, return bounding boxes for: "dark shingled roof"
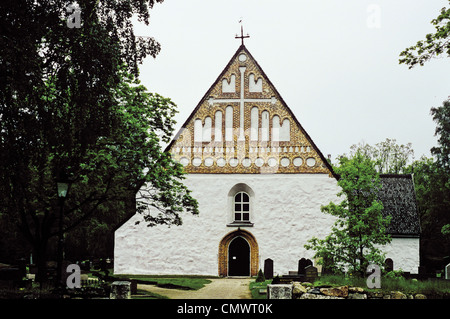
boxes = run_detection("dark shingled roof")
[378,174,421,237]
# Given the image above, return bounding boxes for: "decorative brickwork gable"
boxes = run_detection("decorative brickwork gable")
[166,45,336,176]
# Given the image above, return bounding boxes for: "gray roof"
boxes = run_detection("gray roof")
[379,174,421,237]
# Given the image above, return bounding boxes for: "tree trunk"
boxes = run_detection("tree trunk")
[33,239,49,285]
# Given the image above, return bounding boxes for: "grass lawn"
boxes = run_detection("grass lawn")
[91,269,214,291]
[133,289,169,299]
[88,269,215,299]
[127,275,213,291]
[249,280,272,299]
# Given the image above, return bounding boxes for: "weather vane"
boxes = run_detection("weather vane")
[235,19,250,45]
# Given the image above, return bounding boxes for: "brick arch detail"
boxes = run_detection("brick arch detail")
[218,229,259,277]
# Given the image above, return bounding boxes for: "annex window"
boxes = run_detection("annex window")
[234,192,250,222]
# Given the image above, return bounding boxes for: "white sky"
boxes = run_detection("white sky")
[133,0,450,161]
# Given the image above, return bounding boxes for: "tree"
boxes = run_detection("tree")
[305,152,391,277]
[431,100,450,240]
[405,155,450,272]
[399,3,450,68]
[430,99,450,170]
[407,100,450,270]
[399,1,450,272]
[0,0,198,282]
[347,138,414,174]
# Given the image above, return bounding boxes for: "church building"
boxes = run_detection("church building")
[114,39,420,277]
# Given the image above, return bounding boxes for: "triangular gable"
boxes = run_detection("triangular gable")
[166,45,336,177]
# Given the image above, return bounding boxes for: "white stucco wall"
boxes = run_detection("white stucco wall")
[114,173,340,276]
[114,173,420,276]
[383,237,420,274]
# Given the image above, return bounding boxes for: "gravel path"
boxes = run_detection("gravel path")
[137,278,253,299]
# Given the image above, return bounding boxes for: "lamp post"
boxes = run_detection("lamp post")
[56,179,71,288]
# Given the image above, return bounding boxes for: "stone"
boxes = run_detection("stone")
[414,294,427,299]
[446,263,450,280]
[349,286,365,293]
[300,293,344,300]
[80,274,89,282]
[110,281,131,299]
[130,279,137,295]
[348,293,367,299]
[298,258,312,275]
[368,291,384,299]
[320,285,348,298]
[292,282,307,297]
[390,291,407,299]
[267,284,293,299]
[304,265,318,282]
[308,287,322,294]
[264,258,273,279]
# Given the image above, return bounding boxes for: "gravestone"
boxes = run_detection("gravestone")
[264,259,273,279]
[130,279,137,295]
[385,258,394,273]
[267,284,292,299]
[110,281,131,299]
[305,265,318,282]
[418,266,427,280]
[446,263,450,280]
[298,258,312,275]
[18,258,26,278]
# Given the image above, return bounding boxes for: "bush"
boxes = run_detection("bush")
[255,269,265,283]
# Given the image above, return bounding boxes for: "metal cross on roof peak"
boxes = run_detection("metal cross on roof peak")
[235,21,250,46]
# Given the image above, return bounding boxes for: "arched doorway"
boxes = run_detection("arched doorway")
[218,229,258,277]
[228,237,250,276]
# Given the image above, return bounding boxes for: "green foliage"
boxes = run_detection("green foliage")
[305,152,391,277]
[404,99,450,271]
[347,138,414,174]
[249,279,272,299]
[0,0,198,280]
[117,275,212,291]
[442,224,450,237]
[399,0,450,260]
[399,2,450,68]
[318,274,450,296]
[430,99,450,171]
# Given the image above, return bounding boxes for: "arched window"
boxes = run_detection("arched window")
[234,192,250,222]
[227,184,254,227]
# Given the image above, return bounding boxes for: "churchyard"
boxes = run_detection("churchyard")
[252,259,450,300]
[1,257,450,299]
[2,0,450,305]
